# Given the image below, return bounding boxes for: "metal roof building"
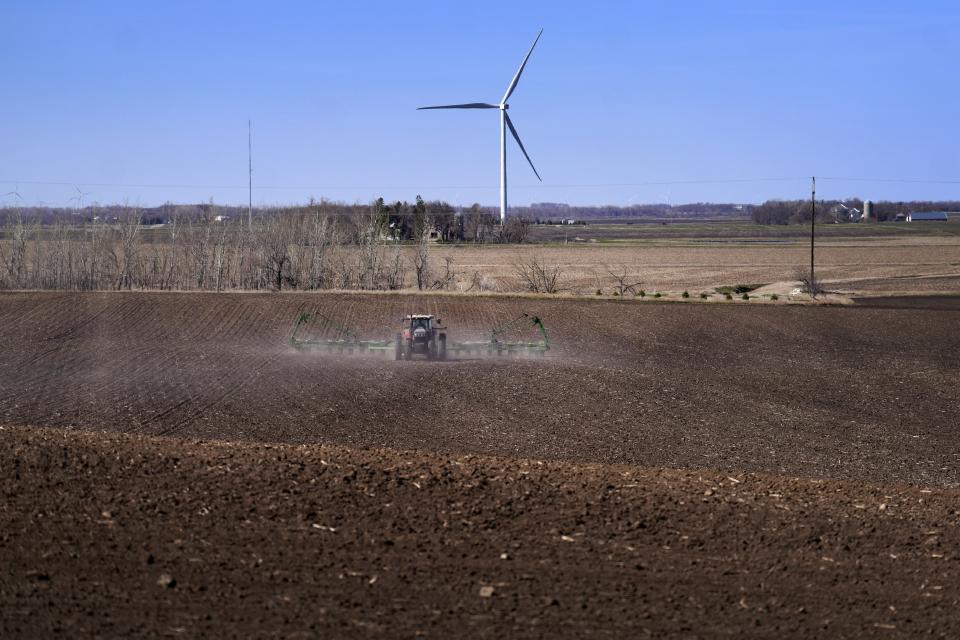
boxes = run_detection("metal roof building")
[906,211,951,222]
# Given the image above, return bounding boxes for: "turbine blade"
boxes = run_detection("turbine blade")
[504,112,541,182]
[501,29,543,105]
[417,102,499,110]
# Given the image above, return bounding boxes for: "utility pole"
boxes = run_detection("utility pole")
[810,176,816,297]
[248,120,253,230]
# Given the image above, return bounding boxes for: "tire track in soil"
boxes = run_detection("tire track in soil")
[151,347,290,437]
[0,293,61,332]
[9,296,117,372]
[239,297,281,343]
[224,297,254,341]
[178,294,227,343]
[5,315,120,408]
[39,298,114,342]
[9,295,149,391]
[6,295,241,431]
[1,296,113,421]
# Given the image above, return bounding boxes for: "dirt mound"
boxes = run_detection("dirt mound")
[3,425,959,638]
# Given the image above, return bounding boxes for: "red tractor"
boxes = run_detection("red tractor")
[396,314,447,360]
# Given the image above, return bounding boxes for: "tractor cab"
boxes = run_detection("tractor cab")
[396,314,446,360]
[407,315,432,338]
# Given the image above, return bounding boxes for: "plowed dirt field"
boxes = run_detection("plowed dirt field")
[2,291,959,637]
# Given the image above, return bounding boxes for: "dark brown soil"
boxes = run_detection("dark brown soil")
[853,294,960,311]
[1,291,958,486]
[2,291,959,637]
[3,425,960,638]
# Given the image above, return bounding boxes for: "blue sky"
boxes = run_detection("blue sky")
[1,1,958,208]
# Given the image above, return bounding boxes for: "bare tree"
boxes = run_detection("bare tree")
[794,265,824,297]
[412,229,431,290]
[305,203,333,289]
[261,211,295,291]
[411,195,432,289]
[0,209,33,288]
[212,215,230,292]
[115,209,142,289]
[514,254,563,294]
[430,257,457,290]
[155,210,181,290]
[384,247,405,290]
[464,203,494,244]
[232,217,257,290]
[78,217,107,290]
[607,265,643,296]
[188,208,214,289]
[500,215,531,243]
[355,200,388,289]
[43,221,70,289]
[464,204,482,244]
[331,246,354,289]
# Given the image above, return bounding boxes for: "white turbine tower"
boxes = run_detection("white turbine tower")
[419,29,543,224]
[72,185,91,214]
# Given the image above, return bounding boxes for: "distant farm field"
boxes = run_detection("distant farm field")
[527,218,960,242]
[432,235,960,295]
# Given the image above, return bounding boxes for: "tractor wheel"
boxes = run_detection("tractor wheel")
[395,334,403,361]
[428,338,437,361]
[438,334,447,360]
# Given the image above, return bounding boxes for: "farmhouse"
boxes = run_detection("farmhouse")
[906,211,950,222]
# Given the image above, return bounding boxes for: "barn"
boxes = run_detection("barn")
[906,211,950,222]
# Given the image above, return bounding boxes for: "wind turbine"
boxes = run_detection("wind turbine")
[418,29,543,224]
[3,191,23,214]
[73,185,91,213]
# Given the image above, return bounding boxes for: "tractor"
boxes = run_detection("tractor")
[291,310,548,359]
[396,314,447,360]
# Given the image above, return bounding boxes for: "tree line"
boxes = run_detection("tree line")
[516,202,747,221]
[751,199,960,225]
[0,197,530,292]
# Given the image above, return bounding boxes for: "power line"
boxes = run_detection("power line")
[3,175,957,198]
[0,176,814,191]
[819,177,960,185]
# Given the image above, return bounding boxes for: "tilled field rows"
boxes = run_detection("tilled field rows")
[1,291,959,486]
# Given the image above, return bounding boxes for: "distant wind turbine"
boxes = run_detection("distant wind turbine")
[73,185,91,213]
[418,29,543,224]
